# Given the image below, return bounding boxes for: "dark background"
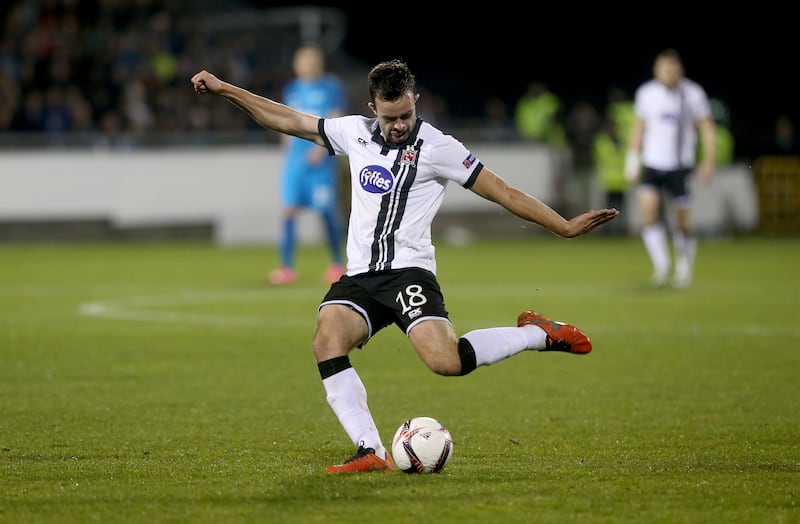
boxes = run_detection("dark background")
[261,3,798,160]
[2,0,795,160]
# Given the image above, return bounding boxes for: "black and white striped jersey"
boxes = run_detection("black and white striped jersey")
[320,115,483,276]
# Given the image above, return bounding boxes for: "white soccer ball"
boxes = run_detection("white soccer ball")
[391,416,454,473]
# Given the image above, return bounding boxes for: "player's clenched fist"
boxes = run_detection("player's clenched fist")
[191,70,221,94]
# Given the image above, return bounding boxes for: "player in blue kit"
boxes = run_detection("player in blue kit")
[191,59,619,473]
[269,44,346,285]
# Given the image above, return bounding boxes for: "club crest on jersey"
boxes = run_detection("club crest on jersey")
[359,165,394,194]
[400,146,418,168]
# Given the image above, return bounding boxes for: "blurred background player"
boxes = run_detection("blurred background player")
[269,43,346,285]
[625,49,716,288]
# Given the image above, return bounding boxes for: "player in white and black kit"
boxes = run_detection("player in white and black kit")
[625,49,716,288]
[191,59,619,473]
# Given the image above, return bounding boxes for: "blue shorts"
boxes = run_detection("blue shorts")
[281,158,338,211]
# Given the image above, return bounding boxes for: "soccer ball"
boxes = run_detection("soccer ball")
[391,416,454,473]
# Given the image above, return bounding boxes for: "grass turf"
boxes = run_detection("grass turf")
[1,236,798,523]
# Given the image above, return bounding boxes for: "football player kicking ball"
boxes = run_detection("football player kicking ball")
[191,59,619,473]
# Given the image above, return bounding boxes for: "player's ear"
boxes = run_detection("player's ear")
[367,101,376,115]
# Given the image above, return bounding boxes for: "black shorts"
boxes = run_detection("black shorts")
[640,166,692,199]
[319,268,450,345]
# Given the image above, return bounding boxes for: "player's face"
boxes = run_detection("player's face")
[293,47,324,80]
[370,91,419,144]
[654,56,683,89]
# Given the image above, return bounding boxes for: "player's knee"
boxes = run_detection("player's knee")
[414,343,461,376]
[428,358,462,377]
[311,330,346,362]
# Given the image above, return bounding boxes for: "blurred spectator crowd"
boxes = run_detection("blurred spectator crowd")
[0,0,299,148]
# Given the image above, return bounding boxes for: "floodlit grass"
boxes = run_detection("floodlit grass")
[1,236,798,523]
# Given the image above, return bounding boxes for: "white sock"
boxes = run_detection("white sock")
[322,367,386,459]
[462,325,547,367]
[642,223,670,275]
[673,230,697,265]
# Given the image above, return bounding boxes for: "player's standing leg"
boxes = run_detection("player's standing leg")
[268,210,298,284]
[269,163,305,285]
[311,173,344,285]
[637,181,670,287]
[315,304,394,473]
[320,207,344,284]
[671,204,696,288]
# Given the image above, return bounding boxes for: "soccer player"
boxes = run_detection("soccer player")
[191,60,619,473]
[269,44,346,285]
[624,49,716,288]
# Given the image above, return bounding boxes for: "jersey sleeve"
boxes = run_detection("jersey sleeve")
[429,132,483,188]
[320,115,365,157]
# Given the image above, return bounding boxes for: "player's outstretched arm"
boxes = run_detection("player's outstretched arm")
[469,166,620,238]
[190,70,323,146]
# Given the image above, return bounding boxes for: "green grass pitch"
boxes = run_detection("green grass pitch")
[1,236,798,523]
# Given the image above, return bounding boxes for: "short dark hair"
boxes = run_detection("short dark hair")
[657,48,682,64]
[367,59,416,103]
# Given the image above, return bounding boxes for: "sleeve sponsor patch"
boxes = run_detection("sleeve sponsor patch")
[462,153,476,168]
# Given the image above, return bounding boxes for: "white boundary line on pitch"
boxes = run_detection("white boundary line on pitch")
[78,289,320,327]
[75,287,799,337]
[74,285,556,328]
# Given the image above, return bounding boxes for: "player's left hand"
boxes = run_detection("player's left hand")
[563,208,621,238]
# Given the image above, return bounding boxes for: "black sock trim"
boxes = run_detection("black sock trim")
[318,356,352,379]
[457,338,477,376]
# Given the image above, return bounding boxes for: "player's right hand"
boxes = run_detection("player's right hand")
[191,70,220,94]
